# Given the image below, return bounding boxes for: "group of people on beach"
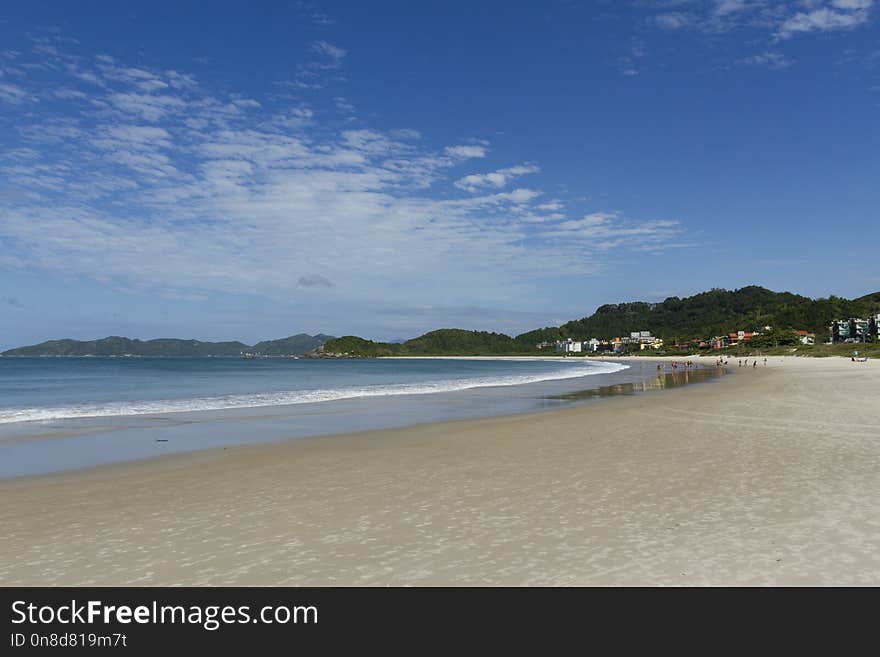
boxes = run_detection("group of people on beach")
[652,357,776,371]
[656,361,696,371]
[737,358,767,368]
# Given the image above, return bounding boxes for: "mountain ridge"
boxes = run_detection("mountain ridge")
[1,333,335,357]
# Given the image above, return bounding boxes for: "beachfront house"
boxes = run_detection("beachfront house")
[631,331,663,350]
[731,330,757,346]
[795,330,815,345]
[555,337,606,353]
[711,335,729,350]
[612,331,663,352]
[830,318,873,343]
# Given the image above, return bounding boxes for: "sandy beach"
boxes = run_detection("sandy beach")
[1,356,878,586]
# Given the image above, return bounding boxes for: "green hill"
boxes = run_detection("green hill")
[318,336,405,357]
[321,329,524,357]
[515,286,880,345]
[252,333,336,356]
[323,286,880,356]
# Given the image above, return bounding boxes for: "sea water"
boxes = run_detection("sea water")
[0,356,627,424]
[0,356,720,478]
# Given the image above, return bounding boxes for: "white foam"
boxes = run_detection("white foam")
[0,360,629,425]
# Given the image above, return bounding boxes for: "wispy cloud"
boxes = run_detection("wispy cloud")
[0,81,33,104]
[444,144,488,159]
[778,2,874,39]
[617,41,648,77]
[641,0,875,37]
[275,40,348,91]
[454,164,540,192]
[653,11,697,30]
[545,212,683,252]
[310,40,347,64]
[631,0,875,73]
[296,1,335,26]
[739,51,794,69]
[0,35,686,314]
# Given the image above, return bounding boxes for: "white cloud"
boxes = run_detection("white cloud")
[277,41,348,90]
[0,37,685,316]
[641,0,874,38]
[105,124,172,144]
[504,188,541,204]
[54,87,89,100]
[778,4,873,38]
[0,81,32,104]
[654,12,696,29]
[740,51,795,68]
[444,144,488,159]
[830,0,873,9]
[311,40,347,62]
[105,92,187,121]
[713,0,751,17]
[454,164,539,192]
[334,96,355,113]
[390,128,421,140]
[547,212,681,250]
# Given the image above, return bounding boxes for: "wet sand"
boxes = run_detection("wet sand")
[1,356,878,586]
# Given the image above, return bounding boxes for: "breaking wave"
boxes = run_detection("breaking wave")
[0,360,629,424]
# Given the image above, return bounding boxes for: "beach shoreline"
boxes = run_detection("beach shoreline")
[1,355,878,586]
[0,357,658,479]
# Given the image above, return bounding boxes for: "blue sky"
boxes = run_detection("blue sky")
[1,0,878,348]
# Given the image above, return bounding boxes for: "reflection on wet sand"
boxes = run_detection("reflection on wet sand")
[547,365,728,402]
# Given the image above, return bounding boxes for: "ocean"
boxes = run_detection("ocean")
[0,356,627,424]
[0,356,720,478]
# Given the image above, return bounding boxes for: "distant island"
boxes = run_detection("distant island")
[5,286,880,358]
[1,334,335,358]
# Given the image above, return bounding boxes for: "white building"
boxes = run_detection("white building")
[555,338,583,354]
[621,331,664,350]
